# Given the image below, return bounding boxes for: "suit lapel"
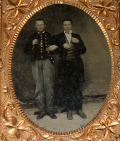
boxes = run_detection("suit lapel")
[60,32,76,43]
[61,32,67,43]
[71,33,75,38]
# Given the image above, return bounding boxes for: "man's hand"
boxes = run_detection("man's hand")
[32,39,38,45]
[63,43,73,49]
[46,45,58,51]
[72,37,79,43]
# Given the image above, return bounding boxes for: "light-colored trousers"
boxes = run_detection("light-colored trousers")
[32,59,55,113]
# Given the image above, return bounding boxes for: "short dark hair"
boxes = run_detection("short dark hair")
[35,18,45,25]
[62,19,73,25]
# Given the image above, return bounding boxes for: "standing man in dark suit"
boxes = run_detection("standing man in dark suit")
[56,19,87,120]
[24,18,58,119]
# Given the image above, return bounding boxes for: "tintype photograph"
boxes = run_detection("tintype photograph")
[11,4,111,132]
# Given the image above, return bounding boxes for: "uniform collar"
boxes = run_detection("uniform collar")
[37,30,45,34]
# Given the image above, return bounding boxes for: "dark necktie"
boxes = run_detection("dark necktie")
[65,31,70,34]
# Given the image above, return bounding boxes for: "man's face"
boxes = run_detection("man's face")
[62,21,72,32]
[35,20,45,32]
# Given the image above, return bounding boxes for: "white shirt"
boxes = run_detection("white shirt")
[64,30,72,44]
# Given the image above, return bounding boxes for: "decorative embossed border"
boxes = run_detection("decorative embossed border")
[0,0,119,140]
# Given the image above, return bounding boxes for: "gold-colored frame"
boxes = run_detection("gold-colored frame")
[0,0,119,140]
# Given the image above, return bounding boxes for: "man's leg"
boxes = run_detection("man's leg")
[62,76,73,120]
[32,60,46,118]
[65,87,73,120]
[61,64,74,120]
[74,88,82,110]
[74,88,87,119]
[43,59,57,119]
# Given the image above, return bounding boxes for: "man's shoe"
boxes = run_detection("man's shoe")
[34,111,40,115]
[47,112,57,119]
[77,110,87,119]
[36,113,46,119]
[67,110,73,120]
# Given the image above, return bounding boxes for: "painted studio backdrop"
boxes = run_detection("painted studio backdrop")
[11,4,111,131]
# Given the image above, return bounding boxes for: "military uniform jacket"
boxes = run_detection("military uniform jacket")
[55,32,86,83]
[24,31,55,63]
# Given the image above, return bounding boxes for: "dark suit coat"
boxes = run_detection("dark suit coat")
[24,31,56,63]
[55,32,86,84]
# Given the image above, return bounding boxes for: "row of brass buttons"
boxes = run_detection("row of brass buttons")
[40,34,47,48]
[35,34,54,62]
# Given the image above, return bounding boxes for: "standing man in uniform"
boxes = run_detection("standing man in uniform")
[24,18,58,119]
[56,19,87,120]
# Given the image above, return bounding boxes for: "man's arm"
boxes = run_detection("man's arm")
[55,34,72,50]
[24,35,38,55]
[46,34,59,53]
[72,34,86,54]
